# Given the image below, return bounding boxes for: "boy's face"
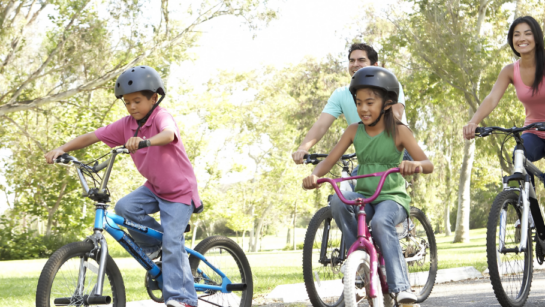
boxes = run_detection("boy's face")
[348,50,377,77]
[355,88,390,125]
[123,92,157,121]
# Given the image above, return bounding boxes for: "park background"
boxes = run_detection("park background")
[0,0,544,305]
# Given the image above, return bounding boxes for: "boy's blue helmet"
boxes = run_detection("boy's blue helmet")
[114,66,166,99]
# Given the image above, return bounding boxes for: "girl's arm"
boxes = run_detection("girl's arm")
[303,124,358,189]
[45,132,100,164]
[463,65,512,139]
[397,125,434,176]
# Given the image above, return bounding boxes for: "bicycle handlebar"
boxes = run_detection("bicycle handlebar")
[303,153,357,165]
[475,122,545,137]
[317,167,420,205]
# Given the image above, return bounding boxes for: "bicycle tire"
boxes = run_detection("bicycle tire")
[343,250,384,307]
[303,206,345,307]
[487,191,533,307]
[189,236,253,307]
[36,241,125,307]
[402,206,438,303]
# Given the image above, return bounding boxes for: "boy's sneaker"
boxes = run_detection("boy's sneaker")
[166,300,195,307]
[396,290,417,304]
[146,249,161,260]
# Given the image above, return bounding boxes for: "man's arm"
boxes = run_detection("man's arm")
[392,103,405,122]
[292,113,336,164]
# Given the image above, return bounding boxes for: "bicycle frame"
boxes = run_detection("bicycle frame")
[317,167,402,298]
[58,148,239,298]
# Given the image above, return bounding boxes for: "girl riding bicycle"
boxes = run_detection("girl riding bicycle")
[44,66,200,307]
[302,66,433,304]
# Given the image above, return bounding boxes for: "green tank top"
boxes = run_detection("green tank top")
[354,124,411,215]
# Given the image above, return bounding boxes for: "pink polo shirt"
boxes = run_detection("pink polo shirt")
[514,60,545,139]
[94,106,201,209]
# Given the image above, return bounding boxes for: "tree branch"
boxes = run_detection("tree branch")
[1,115,46,153]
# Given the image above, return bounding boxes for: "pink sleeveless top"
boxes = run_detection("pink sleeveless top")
[513,60,545,139]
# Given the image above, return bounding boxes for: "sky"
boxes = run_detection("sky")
[0,0,394,214]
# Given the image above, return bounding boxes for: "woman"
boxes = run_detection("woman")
[463,16,545,154]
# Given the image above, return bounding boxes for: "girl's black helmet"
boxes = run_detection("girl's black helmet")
[114,66,166,99]
[349,66,399,102]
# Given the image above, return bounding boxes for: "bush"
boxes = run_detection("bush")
[0,218,48,260]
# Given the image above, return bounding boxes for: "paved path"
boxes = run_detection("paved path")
[256,270,545,306]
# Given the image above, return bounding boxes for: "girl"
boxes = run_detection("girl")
[302,66,433,304]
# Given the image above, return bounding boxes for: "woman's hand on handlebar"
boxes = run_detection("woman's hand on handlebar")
[399,161,423,176]
[463,122,478,140]
[302,174,321,190]
[45,148,66,164]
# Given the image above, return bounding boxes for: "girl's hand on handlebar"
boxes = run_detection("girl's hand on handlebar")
[463,122,478,140]
[302,174,321,190]
[125,137,144,153]
[399,161,423,176]
[45,148,66,164]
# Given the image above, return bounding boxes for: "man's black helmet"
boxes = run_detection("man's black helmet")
[349,66,399,102]
[114,66,166,99]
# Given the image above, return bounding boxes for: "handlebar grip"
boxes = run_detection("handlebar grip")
[54,153,71,164]
[475,127,482,134]
[138,140,151,149]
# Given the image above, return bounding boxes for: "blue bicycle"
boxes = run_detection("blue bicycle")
[35,148,253,307]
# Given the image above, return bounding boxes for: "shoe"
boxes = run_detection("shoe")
[166,300,195,307]
[146,249,161,260]
[396,290,417,304]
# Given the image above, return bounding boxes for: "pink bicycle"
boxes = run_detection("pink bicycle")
[313,166,434,307]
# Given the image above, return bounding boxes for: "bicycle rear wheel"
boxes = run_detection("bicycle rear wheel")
[401,206,438,303]
[302,206,345,307]
[36,241,125,307]
[189,236,253,307]
[487,191,533,307]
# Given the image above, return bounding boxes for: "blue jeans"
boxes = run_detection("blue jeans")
[330,192,410,293]
[115,186,198,306]
[513,133,545,189]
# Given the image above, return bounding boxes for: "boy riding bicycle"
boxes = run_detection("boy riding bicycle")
[44,66,200,307]
[302,66,433,304]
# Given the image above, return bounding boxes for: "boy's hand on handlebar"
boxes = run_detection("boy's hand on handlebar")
[293,149,309,164]
[125,137,144,153]
[463,122,478,140]
[399,161,423,176]
[45,148,66,164]
[302,174,321,190]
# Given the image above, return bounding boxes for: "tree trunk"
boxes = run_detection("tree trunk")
[286,227,291,245]
[242,230,246,251]
[249,206,255,251]
[45,181,68,236]
[445,157,452,236]
[453,137,475,243]
[252,200,275,252]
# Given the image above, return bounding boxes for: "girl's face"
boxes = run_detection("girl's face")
[122,92,157,120]
[513,22,535,55]
[355,88,390,125]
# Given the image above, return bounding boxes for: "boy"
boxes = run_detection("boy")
[45,66,201,307]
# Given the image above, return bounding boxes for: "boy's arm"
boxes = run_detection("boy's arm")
[45,132,100,164]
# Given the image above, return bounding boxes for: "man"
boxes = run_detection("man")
[292,43,408,164]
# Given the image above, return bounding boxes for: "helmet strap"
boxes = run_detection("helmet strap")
[367,101,395,127]
[134,94,165,137]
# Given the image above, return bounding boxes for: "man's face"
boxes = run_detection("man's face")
[348,50,377,77]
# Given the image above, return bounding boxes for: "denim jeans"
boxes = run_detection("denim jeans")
[115,186,198,306]
[517,133,545,189]
[330,191,410,293]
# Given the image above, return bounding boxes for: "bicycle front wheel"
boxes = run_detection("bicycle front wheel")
[36,241,125,307]
[401,206,438,303]
[343,250,388,307]
[302,206,345,307]
[487,191,533,307]
[189,236,253,307]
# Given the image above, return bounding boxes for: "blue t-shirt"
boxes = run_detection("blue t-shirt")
[322,83,407,125]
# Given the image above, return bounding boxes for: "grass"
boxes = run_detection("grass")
[0,228,489,306]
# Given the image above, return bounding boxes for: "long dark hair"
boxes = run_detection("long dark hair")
[508,16,545,96]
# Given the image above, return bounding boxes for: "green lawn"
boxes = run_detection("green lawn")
[0,228,488,306]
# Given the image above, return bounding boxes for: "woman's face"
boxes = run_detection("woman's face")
[513,22,535,55]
